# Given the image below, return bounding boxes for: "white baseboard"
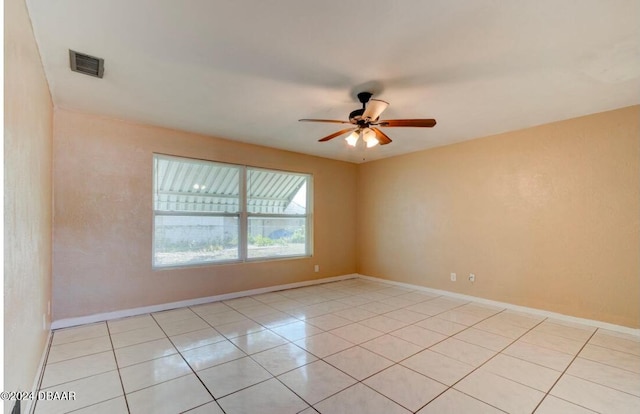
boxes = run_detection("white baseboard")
[51,274,358,330]
[358,274,640,337]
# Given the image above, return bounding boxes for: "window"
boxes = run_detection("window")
[153,154,312,268]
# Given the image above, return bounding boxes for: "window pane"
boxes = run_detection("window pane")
[247,217,307,259]
[247,169,308,214]
[154,215,239,267]
[155,156,241,213]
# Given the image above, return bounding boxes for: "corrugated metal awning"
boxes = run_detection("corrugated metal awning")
[154,155,307,214]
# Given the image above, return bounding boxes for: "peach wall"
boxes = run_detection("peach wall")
[52,109,357,321]
[357,106,640,328]
[4,0,53,411]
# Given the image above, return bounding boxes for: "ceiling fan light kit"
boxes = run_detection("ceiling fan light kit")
[299,91,436,149]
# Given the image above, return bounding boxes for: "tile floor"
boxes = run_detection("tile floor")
[35,279,640,414]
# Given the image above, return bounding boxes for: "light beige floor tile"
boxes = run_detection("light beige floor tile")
[332,307,378,322]
[364,364,447,411]
[579,343,640,373]
[46,336,113,364]
[480,353,561,392]
[405,301,451,316]
[535,395,599,414]
[416,317,467,336]
[184,401,225,413]
[453,327,513,351]
[379,296,420,308]
[330,323,384,344]
[190,301,232,316]
[201,310,248,326]
[430,338,496,367]
[358,301,399,314]
[120,353,191,393]
[436,309,489,326]
[361,334,423,362]
[127,374,212,414]
[107,315,157,334]
[589,330,640,356]
[271,321,324,341]
[251,310,299,328]
[294,332,354,358]
[250,292,288,304]
[474,318,530,338]
[238,303,279,318]
[325,346,394,380]
[491,311,543,329]
[314,383,410,414]
[391,325,447,348]
[357,292,390,301]
[152,307,197,324]
[156,316,210,336]
[230,330,288,354]
[181,340,245,371]
[567,357,640,396]
[215,319,265,339]
[457,303,503,317]
[252,343,317,375]
[114,337,177,367]
[110,325,166,348]
[307,314,352,330]
[41,351,116,388]
[455,369,545,414]
[35,371,122,414]
[550,374,640,414]
[533,320,595,342]
[295,295,331,306]
[198,356,272,398]
[385,309,430,324]
[337,295,377,306]
[69,396,128,414]
[269,299,305,311]
[278,360,357,405]
[417,389,503,414]
[401,349,475,386]
[52,323,108,346]
[218,378,308,414]
[223,296,263,309]
[520,330,586,355]
[360,315,409,333]
[504,341,574,370]
[170,327,225,352]
[287,305,331,319]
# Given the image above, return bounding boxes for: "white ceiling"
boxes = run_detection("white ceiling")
[27,0,640,163]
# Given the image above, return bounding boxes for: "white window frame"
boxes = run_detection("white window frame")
[153,154,313,269]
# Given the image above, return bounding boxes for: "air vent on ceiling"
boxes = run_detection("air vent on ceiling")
[69,50,104,78]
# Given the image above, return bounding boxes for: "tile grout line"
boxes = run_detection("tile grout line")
[410,312,549,414]
[105,321,132,414]
[530,328,599,413]
[149,313,227,413]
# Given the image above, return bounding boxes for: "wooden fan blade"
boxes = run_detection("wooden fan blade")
[299,119,351,124]
[377,119,437,128]
[372,128,392,145]
[318,128,357,142]
[362,99,389,121]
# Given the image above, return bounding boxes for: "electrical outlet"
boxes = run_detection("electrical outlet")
[314,265,320,272]
[450,273,456,282]
[469,273,476,282]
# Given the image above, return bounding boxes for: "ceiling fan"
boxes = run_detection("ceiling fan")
[299,92,436,148]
